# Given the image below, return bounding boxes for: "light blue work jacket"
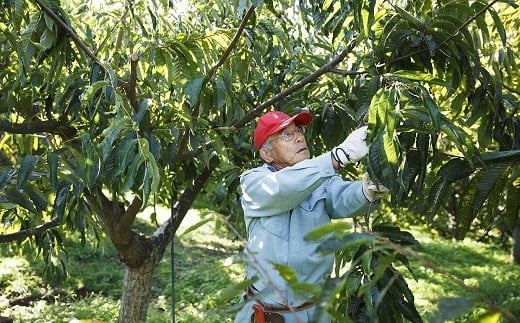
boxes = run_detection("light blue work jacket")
[235,153,371,323]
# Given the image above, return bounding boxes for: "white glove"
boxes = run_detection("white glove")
[331,126,369,167]
[362,173,390,202]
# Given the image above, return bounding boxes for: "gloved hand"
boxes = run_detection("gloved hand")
[362,173,390,202]
[331,126,369,167]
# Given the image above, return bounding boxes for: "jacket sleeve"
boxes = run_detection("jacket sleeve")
[240,153,336,217]
[325,177,371,219]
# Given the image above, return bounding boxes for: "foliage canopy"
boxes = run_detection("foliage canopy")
[1,0,519,321]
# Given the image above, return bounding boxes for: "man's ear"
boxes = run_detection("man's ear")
[259,148,274,163]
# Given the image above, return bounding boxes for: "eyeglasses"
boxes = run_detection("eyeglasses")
[266,125,305,145]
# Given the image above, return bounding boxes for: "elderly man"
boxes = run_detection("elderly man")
[235,111,388,323]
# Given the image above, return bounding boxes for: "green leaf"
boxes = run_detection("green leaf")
[180,218,212,236]
[473,163,510,215]
[437,158,474,182]
[358,253,396,297]
[0,168,15,189]
[80,80,109,106]
[48,151,58,191]
[484,165,514,227]
[306,221,350,241]
[475,150,520,165]
[456,171,484,239]
[53,182,71,219]
[318,233,375,254]
[5,188,37,214]
[420,88,440,131]
[392,5,424,30]
[391,70,449,88]
[24,184,48,212]
[121,154,144,192]
[504,166,520,231]
[427,178,452,222]
[274,264,298,284]
[138,138,161,201]
[17,155,39,190]
[488,8,507,46]
[184,77,203,104]
[373,225,421,247]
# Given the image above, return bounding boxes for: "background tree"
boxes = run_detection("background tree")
[0,0,518,322]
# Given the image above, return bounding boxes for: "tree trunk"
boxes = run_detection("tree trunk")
[512,218,520,264]
[118,255,158,322]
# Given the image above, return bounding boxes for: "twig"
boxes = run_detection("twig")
[388,0,500,65]
[32,0,100,64]
[173,5,256,165]
[232,45,354,129]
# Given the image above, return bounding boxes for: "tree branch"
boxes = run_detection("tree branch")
[173,5,256,164]
[329,68,367,76]
[32,0,100,64]
[152,155,218,246]
[233,47,351,129]
[0,119,76,138]
[0,216,61,243]
[119,53,139,110]
[120,196,143,234]
[388,0,500,66]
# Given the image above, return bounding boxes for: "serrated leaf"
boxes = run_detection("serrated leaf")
[484,165,514,227]
[138,138,160,201]
[17,155,38,190]
[318,233,375,254]
[473,163,510,215]
[421,88,440,131]
[121,154,144,192]
[80,80,109,105]
[48,151,58,191]
[427,179,451,221]
[456,171,483,239]
[24,184,48,212]
[53,181,71,219]
[0,168,15,189]
[437,158,474,182]
[5,188,37,213]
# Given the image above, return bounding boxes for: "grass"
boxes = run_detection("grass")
[1,209,519,322]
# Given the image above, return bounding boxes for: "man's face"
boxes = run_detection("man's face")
[260,122,310,169]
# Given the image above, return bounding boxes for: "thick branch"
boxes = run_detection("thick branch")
[84,189,151,268]
[152,156,218,246]
[119,53,139,110]
[0,216,61,243]
[0,119,76,139]
[120,196,143,234]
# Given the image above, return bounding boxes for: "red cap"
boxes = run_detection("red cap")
[253,111,312,149]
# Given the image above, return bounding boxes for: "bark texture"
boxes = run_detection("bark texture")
[118,255,158,323]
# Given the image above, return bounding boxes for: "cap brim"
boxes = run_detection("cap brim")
[272,111,313,134]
